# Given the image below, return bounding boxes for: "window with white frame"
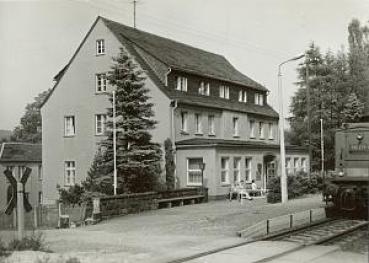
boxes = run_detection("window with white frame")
[301,158,307,172]
[199,82,210,96]
[250,120,255,138]
[38,165,42,181]
[187,158,203,185]
[245,157,252,182]
[259,122,264,139]
[176,76,187,92]
[96,73,107,93]
[220,157,230,184]
[294,158,299,174]
[208,115,215,135]
[233,158,241,183]
[64,161,76,186]
[96,114,107,135]
[268,123,274,139]
[181,112,188,132]
[233,117,239,137]
[96,39,105,55]
[238,90,247,103]
[255,93,264,105]
[286,158,292,175]
[219,85,229,99]
[195,113,202,134]
[64,116,75,136]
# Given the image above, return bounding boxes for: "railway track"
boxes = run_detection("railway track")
[168,219,368,263]
[268,219,368,245]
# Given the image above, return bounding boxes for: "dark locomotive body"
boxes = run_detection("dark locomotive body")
[325,121,369,219]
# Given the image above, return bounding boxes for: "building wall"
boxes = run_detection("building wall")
[0,163,42,210]
[41,19,171,203]
[176,146,310,198]
[174,105,278,143]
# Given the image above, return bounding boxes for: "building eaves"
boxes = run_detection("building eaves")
[0,143,42,163]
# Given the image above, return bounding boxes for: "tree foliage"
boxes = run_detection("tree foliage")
[12,89,51,143]
[289,19,368,171]
[85,48,162,194]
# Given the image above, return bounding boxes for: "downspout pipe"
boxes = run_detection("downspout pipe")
[170,100,178,188]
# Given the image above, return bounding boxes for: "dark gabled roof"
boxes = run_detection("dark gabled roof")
[42,16,277,118]
[170,91,279,118]
[101,17,267,92]
[0,143,42,163]
[176,138,308,152]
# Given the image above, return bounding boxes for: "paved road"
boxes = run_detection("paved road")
[2,195,325,263]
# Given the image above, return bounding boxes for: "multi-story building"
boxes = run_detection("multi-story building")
[41,16,309,203]
[0,143,43,209]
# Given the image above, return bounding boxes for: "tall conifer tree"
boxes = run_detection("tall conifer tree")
[95,48,162,194]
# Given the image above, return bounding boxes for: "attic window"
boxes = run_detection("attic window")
[238,90,247,103]
[255,93,264,105]
[96,39,105,55]
[219,85,229,99]
[199,82,210,96]
[176,76,187,92]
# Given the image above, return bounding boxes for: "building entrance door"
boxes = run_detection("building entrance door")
[263,155,276,188]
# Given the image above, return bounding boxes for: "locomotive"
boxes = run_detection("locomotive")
[325,109,369,219]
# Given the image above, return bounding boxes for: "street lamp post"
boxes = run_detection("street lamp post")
[112,90,117,195]
[278,54,305,204]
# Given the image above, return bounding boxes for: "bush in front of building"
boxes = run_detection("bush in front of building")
[4,232,51,254]
[57,184,85,207]
[267,172,323,203]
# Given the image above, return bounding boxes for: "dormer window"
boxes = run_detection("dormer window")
[176,76,187,92]
[199,82,210,96]
[238,90,247,103]
[219,85,229,99]
[96,39,105,55]
[255,93,264,105]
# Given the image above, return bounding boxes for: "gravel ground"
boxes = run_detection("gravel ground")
[1,194,324,263]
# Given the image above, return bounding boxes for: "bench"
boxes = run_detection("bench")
[157,195,205,208]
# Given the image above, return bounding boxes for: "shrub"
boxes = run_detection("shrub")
[7,232,50,252]
[57,184,85,207]
[0,238,9,257]
[267,173,323,203]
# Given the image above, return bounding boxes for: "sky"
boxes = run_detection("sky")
[0,0,368,131]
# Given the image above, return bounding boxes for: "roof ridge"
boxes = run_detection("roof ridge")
[100,16,229,59]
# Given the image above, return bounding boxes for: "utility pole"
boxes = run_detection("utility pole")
[113,90,117,195]
[306,60,312,178]
[133,0,137,29]
[320,118,324,178]
[278,54,305,204]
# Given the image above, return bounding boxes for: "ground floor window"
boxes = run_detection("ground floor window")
[245,157,252,182]
[221,157,230,184]
[301,158,307,172]
[64,161,76,186]
[187,158,203,185]
[233,157,241,183]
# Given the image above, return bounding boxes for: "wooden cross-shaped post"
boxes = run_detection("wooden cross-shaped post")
[4,167,32,239]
